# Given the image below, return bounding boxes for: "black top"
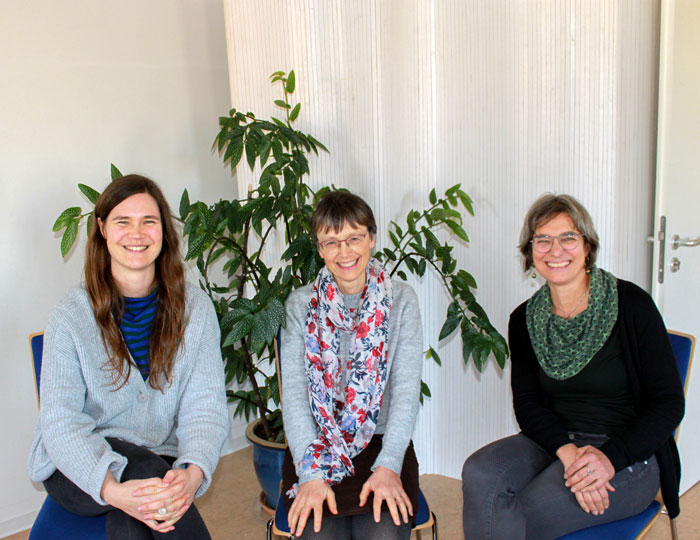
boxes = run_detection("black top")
[510,278,685,517]
[539,325,637,437]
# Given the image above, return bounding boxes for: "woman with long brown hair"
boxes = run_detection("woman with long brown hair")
[28,175,229,539]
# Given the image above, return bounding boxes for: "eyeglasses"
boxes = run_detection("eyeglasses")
[531,232,583,253]
[318,233,368,254]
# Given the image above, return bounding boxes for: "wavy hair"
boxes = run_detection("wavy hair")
[85,174,185,391]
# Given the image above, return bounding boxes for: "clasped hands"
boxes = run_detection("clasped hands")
[101,465,203,533]
[287,466,412,537]
[558,443,615,516]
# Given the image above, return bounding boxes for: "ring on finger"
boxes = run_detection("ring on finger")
[157,507,167,516]
[586,468,594,475]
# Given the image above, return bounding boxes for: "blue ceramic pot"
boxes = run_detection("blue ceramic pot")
[245,419,286,508]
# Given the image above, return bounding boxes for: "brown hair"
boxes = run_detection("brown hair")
[518,193,599,272]
[310,190,377,244]
[85,174,185,390]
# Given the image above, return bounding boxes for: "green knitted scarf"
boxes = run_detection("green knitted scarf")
[526,267,618,380]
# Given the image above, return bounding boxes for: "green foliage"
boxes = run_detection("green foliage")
[52,70,507,443]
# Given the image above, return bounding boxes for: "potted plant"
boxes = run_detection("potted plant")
[53,69,508,509]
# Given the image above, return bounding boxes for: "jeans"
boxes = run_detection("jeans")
[461,433,660,540]
[43,438,212,540]
[296,511,411,540]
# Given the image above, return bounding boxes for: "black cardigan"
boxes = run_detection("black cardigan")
[509,278,685,518]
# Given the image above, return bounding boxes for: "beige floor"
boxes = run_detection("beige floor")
[5,446,700,540]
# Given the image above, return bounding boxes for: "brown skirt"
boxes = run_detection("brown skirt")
[281,435,419,520]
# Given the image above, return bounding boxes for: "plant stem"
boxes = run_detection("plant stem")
[254,221,276,267]
[391,251,472,323]
[241,338,273,439]
[202,239,222,297]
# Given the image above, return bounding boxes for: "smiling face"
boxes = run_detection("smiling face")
[317,222,376,295]
[98,192,163,293]
[532,212,589,289]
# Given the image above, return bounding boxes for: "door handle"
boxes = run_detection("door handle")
[672,235,700,249]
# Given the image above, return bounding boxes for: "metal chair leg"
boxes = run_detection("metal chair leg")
[670,517,678,540]
[266,517,273,540]
[432,512,438,540]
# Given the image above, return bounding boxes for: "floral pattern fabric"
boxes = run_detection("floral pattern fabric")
[288,257,392,497]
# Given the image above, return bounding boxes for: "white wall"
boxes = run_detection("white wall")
[224,0,661,478]
[0,1,245,535]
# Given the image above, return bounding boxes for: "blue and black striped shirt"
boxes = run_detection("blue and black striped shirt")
[119,289,158,380]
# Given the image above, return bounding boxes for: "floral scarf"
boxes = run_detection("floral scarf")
[288,258,392,496]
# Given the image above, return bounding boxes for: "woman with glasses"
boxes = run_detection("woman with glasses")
[461,194,684,539]
[279,190,423,539]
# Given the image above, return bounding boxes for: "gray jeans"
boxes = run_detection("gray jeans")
[461,433,660,540]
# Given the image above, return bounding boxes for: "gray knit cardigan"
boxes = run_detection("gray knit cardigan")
[28,284,229,505]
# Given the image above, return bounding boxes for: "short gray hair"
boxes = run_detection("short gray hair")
[518,193,599,272]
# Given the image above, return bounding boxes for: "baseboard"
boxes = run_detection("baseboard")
[0,509,38,538]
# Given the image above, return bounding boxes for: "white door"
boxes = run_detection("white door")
[651,0,700,494]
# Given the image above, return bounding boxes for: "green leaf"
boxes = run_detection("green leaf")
[457,189,474,216]
[179,189,190,220]
[60,220,79,257]
[439,301,460,340]
[223,316,254,347]
[53,207,81,232]
[420,380,431,398]
[271,117,287,129]
[460,320,478,365]
[289,103,301,122]
[286,69,296,93]
[267,298,286,332]
[274,99,291,110]
[185,233,209,260]
[446,220,470,242]
[389,230,400,248]
[245,137,257,170]
[259,139,272,167]
[382,247,397,261]
[429,188,437,205]
[396,270,407,281]
[86,213,94,237]
[224,138,244,169]
[231,297,257,313]
[78,184,100,204]
[251,310,273,345]
[110,163,123,180]
[426,346,442,366]
[456,269,477,289]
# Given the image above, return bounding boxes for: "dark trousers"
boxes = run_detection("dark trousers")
[43,438,212,540]
[462,433,660,540]
[297,511,411,540]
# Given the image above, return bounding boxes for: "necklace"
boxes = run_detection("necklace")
[555,285,589,319]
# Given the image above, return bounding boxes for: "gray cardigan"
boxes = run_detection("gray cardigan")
[28,284,229,505]
[280,281,423,485]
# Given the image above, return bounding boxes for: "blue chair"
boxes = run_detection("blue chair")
[28,332,108,540]
[266,332,438,539]
[556,329,695,540]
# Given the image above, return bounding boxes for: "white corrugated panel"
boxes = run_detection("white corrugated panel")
[223,0,660,478]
